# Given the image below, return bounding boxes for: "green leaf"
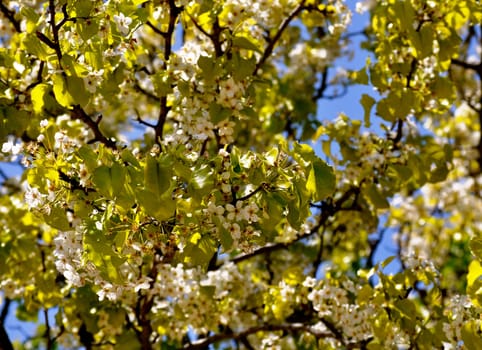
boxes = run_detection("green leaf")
[461,321,482,349]
[232,36,262,53]
[137,190,176,222]
[77,145,98,171]
[209,103,231,124]
[121,148,140,168]
[145,156,171,196]
[43,207,71,231]
[306,158,335,202]
[187,164,214,201]
[61,54,88,76]
[470,237,482,260]
[52,74,89,108]
[72,0,94,17]
[92,164,126,198]
[467,260,482,291]
[21,33,50,59]
[360,94,375,128]
[77,18,99,41]
[263,193,285,230]
[231,54,256,80]
[31,83,50,114]
[198,55,215,78]
[182,235,217,267]
[364,183,389,209]
[418,25,434,59]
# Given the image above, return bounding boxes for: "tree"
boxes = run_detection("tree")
[0,0,481,348]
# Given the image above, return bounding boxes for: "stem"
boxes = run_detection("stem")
[0,299,14,350]
[154,0,181,145]
[253,0,306,75]
[0,2,21,32]
[70,105,117,149]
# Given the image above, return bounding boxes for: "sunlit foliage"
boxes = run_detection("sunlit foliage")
[0,0,481,349]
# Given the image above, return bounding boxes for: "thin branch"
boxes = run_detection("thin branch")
[183,322,332,350]
[366,228,388,269]
[312,67,329,101]
[254,0,306,75]
[235,183,265,202]
[312,226,325,275]
[48,0,63,64]
[154,0,181,145]
[44,309,54,350]
[186,13,211,38]
[0,167,8,181]
[228,187,359,266]
[134,110,156,129]
[146,20,167,37]
[451,58,480,73]
[0,298,13,350]
[0,2,20,32]
[133,82,160,102]
[70,105,117,149]
[0,298,11,324]
[186,13,224,58]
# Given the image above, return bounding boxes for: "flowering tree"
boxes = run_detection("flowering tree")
[1,0,481,348]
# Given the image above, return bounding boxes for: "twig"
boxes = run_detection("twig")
[228,187,359,266]
[154,0,181,145]
[48,0,63,64]
[254,0,306,75]
[451,58,481,73]
[312,68,329,101]
[0,298,13,350]
[0,2,21,32]
[44,309,54,350]
[70,105,116,149]
[183,322,332,350]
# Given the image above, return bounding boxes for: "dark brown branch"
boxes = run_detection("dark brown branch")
[187,13,223,58]
[0,167,8,181]
[312,226,325,275]
[228,187,359,266]
[146,20,167,37]
[48,0,63,63]
[452,27,482,171]
[0,298,13,350]
[134,111,156,129]
[0,2,21,32]
[183,322,332,350]
[70,105,117,149]
[254,0,306,75]
[0,298,10,324]
[36,31,56,50]
[312,67,329,101]
[153,1,181,145]
[235,183,265,202]
[134,82,160,102]
[26,61,45,90]
[43,309,54,350]
[135,261,159,350]
[451,58,481,73]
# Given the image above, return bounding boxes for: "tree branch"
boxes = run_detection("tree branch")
[312,67,329,101]
[48,0,63,64]
[70,105,117,149]
[0,2,21,32]
[154,0,181,146]
[0,298,13,350]
[183,322,332,350]
[451,58,481,73]
[228,187,359,266]
[254,0,306,75]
